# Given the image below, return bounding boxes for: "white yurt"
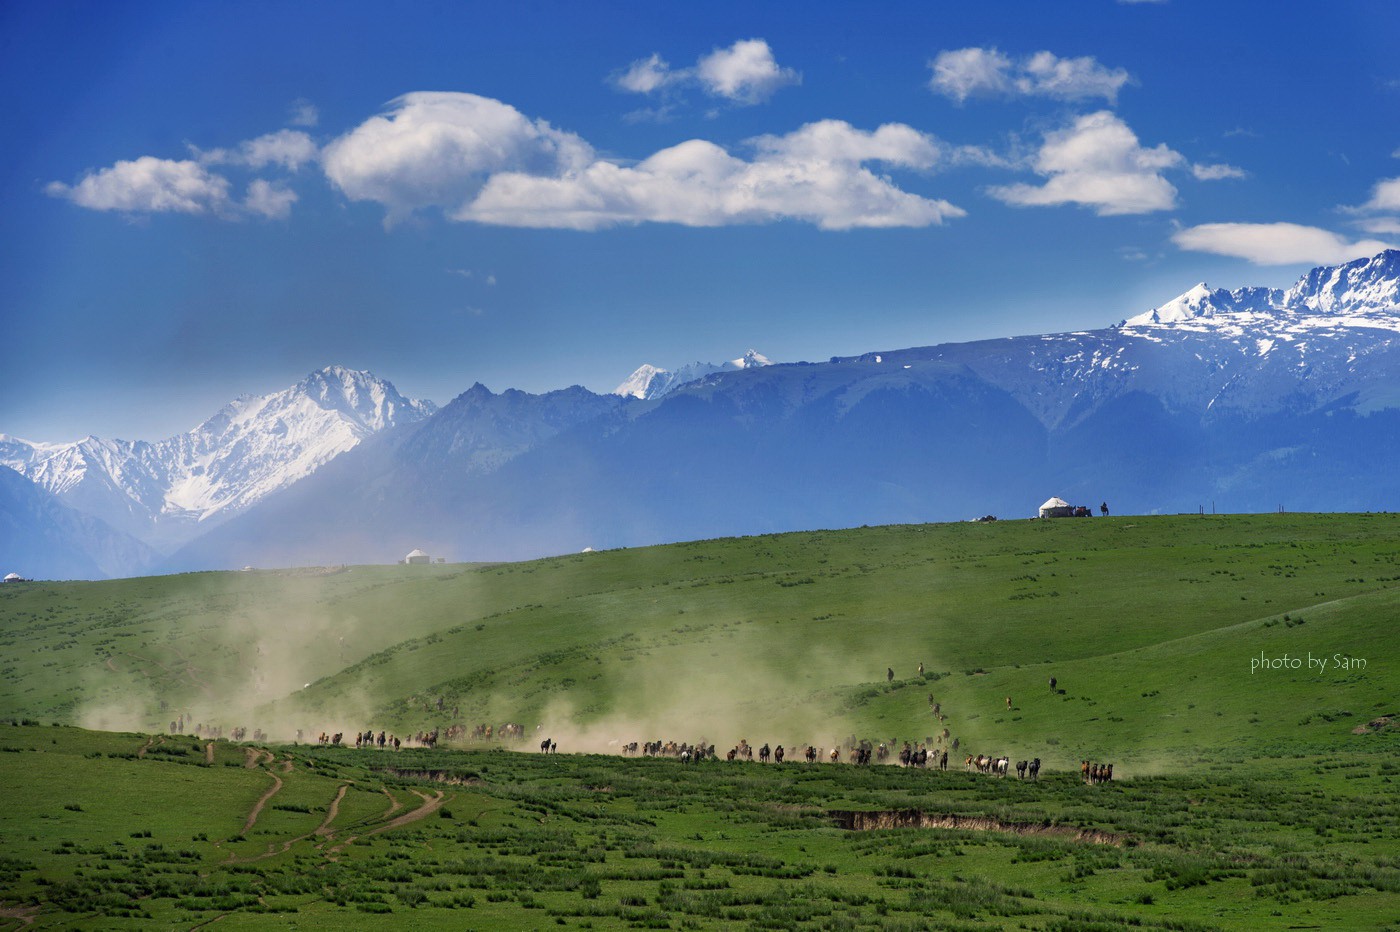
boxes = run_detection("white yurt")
[404,549,431,565]
[1038,497,1075,519]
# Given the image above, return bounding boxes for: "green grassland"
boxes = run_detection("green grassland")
[1,513,1397,928]
[0,724,1395,929]
[1,514,1394,766]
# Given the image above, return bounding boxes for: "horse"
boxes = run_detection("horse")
[1016,760,1028,779]
[1029,758,1041,780]
[774,745,785,764]
[540,738,551,753]
[759,744,771,763]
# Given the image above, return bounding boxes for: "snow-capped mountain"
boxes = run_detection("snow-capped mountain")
[614,350,773,399]
[13,252,1400,577]
[1,366,436,555]
[1127,251,1400,327]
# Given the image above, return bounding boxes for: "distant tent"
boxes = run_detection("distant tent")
[404,549,431,565]
[3,573,24,583]
[1038,497,1074,519]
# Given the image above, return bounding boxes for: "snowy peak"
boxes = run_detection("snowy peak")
[1126,283,1287,326]
[614,364,670,400]
[1126,249,1400,330]
[1132,283,1221,324]
[732,349,772,369]
[2,367,437,554]
[614,350,774,400]
[1283,249,1400,314]
[282,365,435,434]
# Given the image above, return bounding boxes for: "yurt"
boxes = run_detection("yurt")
[404,549,431,565]
[1038,497,1075,519]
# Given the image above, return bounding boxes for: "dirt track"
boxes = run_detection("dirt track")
[241,771,284,835]
[329,790,445,855]
[314,784,349,837]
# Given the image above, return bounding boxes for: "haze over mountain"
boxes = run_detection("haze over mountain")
[4,252,1399,579]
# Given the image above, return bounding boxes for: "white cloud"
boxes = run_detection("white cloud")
[1016,51,1132,101]
[321,93,958,230]
[1192,162,1248,181]
[447,268,497,284]
[987,111,1183,215]
[613,53,677,94]
[458,120,963,231]
[320,92,594,223]
[289,98,319,127]
[243,179,297,219]
[929,47,1130,104]
[1357,176,1400,212]
[46,156,232,214]
[1356,217,1400,235]
[927,48,1013,103]
[696,39,801,103]
[200,129,318,170]
[1172,222,1395,265]
[612,39,799,107]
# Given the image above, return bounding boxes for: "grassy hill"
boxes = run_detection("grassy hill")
[1,513,1395,770]
[1,514,1397,928]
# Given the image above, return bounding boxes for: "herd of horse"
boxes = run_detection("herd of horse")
[300,718,1112,782]
[618,737,1084,779]
[290,722,1115,786]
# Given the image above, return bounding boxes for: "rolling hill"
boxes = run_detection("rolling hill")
[4,513,1395,771]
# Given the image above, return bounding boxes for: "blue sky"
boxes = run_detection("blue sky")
[4,0,1398,441]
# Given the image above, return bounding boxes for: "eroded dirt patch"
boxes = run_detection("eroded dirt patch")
[830,809,1127,846]
[381,768,484,786]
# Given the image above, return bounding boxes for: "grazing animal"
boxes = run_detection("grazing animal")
[759,743,771,763]
[1016,760,1028,779]
[774,745,785,764]
[887,667,894,683]
[1029,758,1041,780]
[830,748,840,763]
[1049,676,1057,691]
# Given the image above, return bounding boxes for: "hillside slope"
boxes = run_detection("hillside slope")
[4,514,1396,769]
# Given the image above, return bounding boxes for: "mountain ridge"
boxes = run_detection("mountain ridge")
[7,251,1400,578]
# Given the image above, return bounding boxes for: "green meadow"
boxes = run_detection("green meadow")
[0,513,1396,928]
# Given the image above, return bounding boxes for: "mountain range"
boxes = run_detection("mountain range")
[4,251,1399,579]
